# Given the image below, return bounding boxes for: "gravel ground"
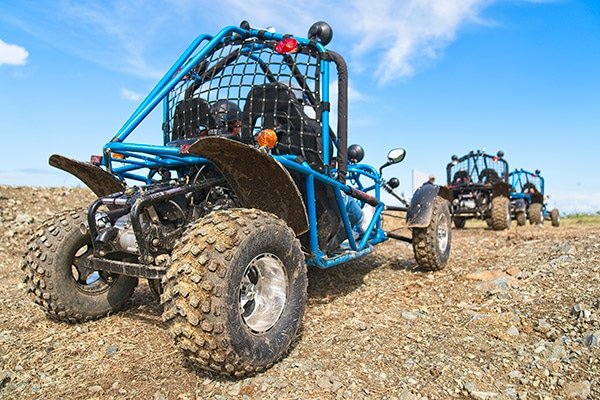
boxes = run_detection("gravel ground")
[0,184,598,399]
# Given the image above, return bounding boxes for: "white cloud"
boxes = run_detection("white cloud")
[2,1,542,85]
[548,192,600,215]
[121,88,142,102]
[345,0,490,84]
[0,39,29,66]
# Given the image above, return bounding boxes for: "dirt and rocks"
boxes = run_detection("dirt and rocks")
[0,184,598,399]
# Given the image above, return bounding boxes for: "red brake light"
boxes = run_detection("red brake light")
[276,37,298,54]
[90,155,102,166]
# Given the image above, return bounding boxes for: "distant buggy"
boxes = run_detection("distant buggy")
[446,150,511,230]
[22,21,452,376]
[509,168,560,227]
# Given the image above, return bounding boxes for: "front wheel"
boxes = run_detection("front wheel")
[21,209,138,322]
[550,208,560,227]
[412,197,451,271]
[162,208,307,376]
[516,210,526,226]
[528,203,543,225]
[491,196,511,230]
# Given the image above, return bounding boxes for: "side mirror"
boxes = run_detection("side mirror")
[387,148,406,164]
[380,148,406,173]
[497,150,504,158]
[535,169,541,175]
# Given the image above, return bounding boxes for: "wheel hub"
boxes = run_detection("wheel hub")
[239,253,288,333]
[437,213,449,253]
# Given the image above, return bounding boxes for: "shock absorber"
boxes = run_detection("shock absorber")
[383,177,408,206]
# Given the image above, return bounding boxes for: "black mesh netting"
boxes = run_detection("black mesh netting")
[165,37,327,169]
[447,154,508,186]
[511,172,543,193]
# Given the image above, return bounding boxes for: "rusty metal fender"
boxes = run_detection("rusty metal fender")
[188,137,309,236]
[49,154,125,197]
[406,183,441,228]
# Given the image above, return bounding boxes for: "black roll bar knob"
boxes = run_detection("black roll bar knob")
[308,21,333,46]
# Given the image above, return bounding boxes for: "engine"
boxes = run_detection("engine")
[88,178,237,264]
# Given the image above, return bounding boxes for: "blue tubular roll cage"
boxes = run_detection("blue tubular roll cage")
[509,169,545,201]
[99,24,389,269]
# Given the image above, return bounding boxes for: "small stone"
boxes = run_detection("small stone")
[464,381,498,400]
[509,370,522,380]
[547,342,567,363]
[401,311,424,321]
[351,318,367,331]
[407,378,417,385]
[466,270,507,281]
[317,375,333,391]
[31,384,41,393]
[507,326,520,337]
[563,380,591,399]
[227,382,242,396]
[558,243,576,255]
[583,332,599,348]
[398,389,419,400]
[107,345,119,354]
[535,320,552,334]
[154,390,167,400]
[89,385,104,394]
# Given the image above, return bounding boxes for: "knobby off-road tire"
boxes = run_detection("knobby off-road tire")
[528,203,544,225]
[491,196,511,230]
[453,217,466,229]
[412,197,451,271]
[162,208,307,376]
[21,209,138,322]
[550,208,560,227]
[516,210,527,226]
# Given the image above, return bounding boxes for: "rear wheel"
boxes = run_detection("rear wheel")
[550,208,560,227]
[528,203,543,225]
[21,209,138,322]
[453,217,466,229]
[162,208,307,376]
[516,210,526,226]
[491,196,511,230]
[412,197,451,271]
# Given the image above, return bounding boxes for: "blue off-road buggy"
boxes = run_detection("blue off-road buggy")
[509,168,560,227]
[22,21,451,376]
[446,150,512,230]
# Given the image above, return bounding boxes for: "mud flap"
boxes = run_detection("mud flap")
[49,154,125,197]
[188,136,309,236]
[406,183,440,228]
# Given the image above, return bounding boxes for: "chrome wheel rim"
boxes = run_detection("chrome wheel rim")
[239,253,288,333]
[71,242,113,293]
[437,212,449,253]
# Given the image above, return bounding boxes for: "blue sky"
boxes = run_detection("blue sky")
[1,0,599,213]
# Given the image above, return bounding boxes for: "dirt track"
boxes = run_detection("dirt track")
[0,185,598,399]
